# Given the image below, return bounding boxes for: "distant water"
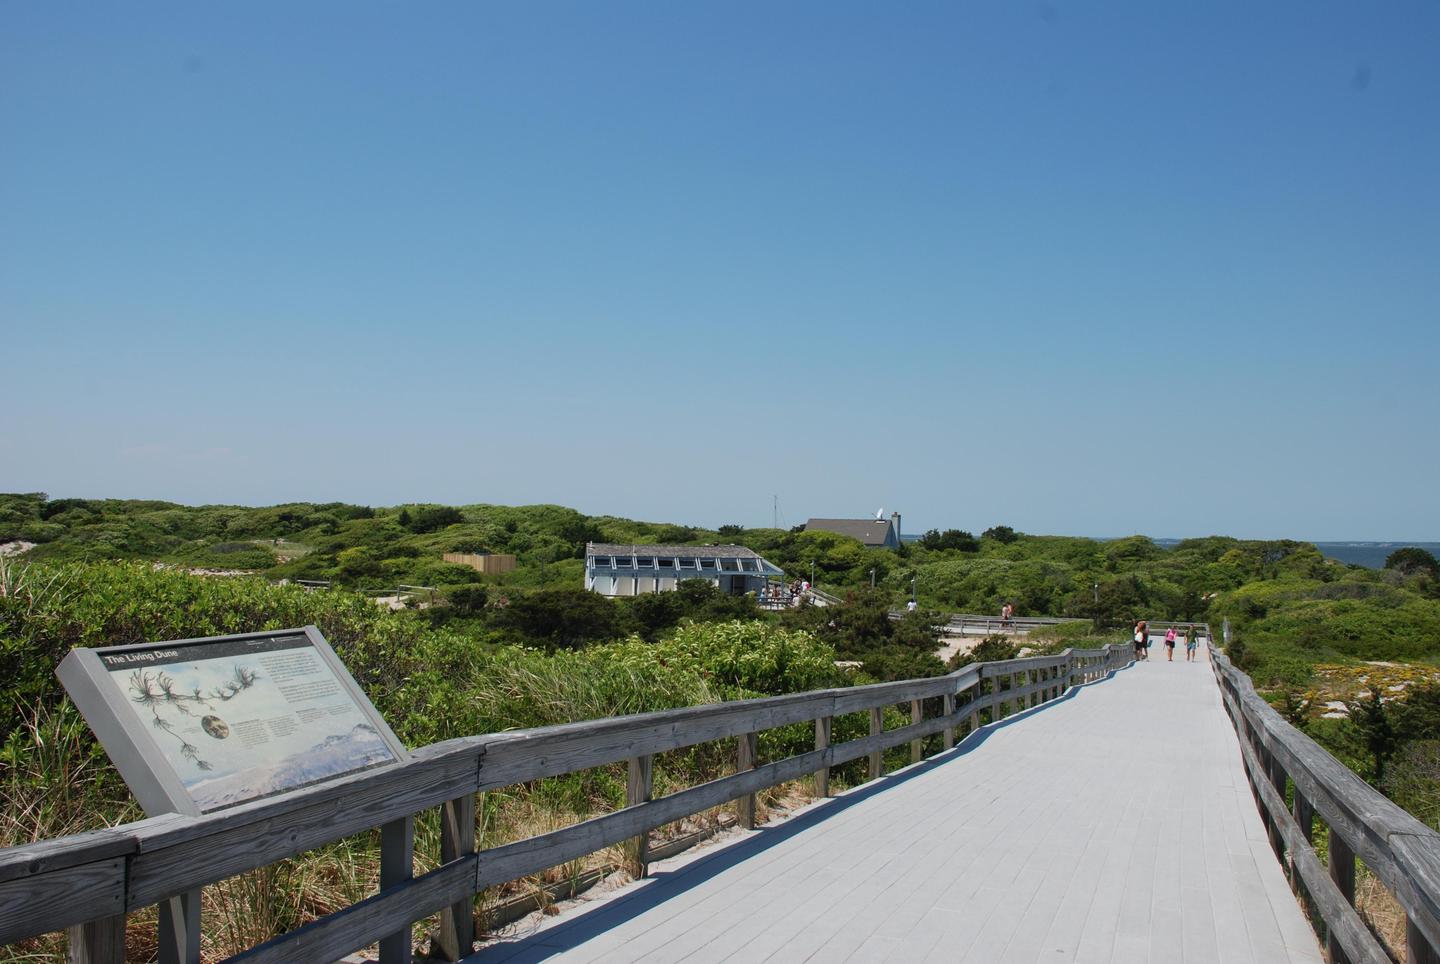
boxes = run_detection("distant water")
[902,534,1439,570]
[1152,538,1440,570]
[1310,542,1440,569]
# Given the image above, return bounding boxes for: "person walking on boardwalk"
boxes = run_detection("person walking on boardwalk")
[1184,628,1198,662]
[1134,619,1148,661]
[1164,625,1177,661]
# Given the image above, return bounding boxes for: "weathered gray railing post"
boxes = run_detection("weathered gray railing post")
[814,715,831,796]
[868,707,884,779]
[379,816,415,964]
[911,699,923,764]
[4,645,1149,960]
[1328,828,1356,964]
[434,793,478,961]
[158,891,199,964]
[1406,920,1440,964]
[626,755,654,877]
[737,731,758,829]
[68,915,125,964]
[942,692,956,750]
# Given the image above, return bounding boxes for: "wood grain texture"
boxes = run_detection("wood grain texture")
[1232,706,1389,964]
[868,707,884,780]
[127,747,479,908]
[227,856,477,964]
[1214,652,1440,954]
[378,815,415,964]
[66,913,125,964]
[624,756,653,877]
[0,824,138,884]
[434,794,478,962]
[814,716,831,797]
[911,699,924,764]
[0,857,124,944]
[474,747,832,890]
[0,644,1130,948]
[736,733,758,830]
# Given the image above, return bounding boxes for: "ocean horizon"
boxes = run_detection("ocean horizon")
[898,534,1439,570]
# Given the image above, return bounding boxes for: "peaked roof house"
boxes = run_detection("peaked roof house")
[804,512,902,549]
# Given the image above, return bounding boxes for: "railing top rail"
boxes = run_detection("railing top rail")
[1211,649,1440,951]
[0,643,1132,947]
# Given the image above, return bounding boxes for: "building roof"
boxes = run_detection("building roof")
[803,518,896,546]
[587,543,764,560]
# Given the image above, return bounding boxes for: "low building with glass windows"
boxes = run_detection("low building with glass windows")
[585,543,786,597]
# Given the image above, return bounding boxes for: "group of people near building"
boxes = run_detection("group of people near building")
[1133,620,1201,662]
[758,580,810,609]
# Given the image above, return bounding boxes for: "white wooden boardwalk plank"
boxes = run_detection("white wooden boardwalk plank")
[466,651,1322,964]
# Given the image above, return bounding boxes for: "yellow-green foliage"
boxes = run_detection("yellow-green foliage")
[1304,663,1440,708]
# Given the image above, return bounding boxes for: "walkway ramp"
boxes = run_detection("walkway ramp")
[472,647,1321,963]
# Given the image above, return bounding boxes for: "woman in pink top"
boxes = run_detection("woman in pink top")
[1164,626,1177,661]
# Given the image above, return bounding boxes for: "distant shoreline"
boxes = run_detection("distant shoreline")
[896,534,1440,571]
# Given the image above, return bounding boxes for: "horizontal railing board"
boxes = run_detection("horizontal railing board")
[127,746,484,908]
[476,694,844,790]
[0,857,126,945]
[1220,684,1390,964]
[0,645,1130,947]
[125,740,483,854]
[477,746,832,892]
[225,856,478,964]
[829,677,960,716]
[1214,652,1440,953]
[1390,832,1440,952]
[0,824,142,885]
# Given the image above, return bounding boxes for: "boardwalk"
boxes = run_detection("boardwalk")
[471,645,1322,963]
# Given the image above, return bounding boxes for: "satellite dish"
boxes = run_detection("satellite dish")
[875,507,885,520]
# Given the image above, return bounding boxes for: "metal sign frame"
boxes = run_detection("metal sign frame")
[57,624,409,817]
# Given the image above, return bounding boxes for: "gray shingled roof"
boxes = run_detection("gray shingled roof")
[587,543,764,559]
[803,518,894,546]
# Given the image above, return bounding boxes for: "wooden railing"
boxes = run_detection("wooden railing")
[939,613,1085,636]
[1212,649,1440,964]
[0,644,1132,963]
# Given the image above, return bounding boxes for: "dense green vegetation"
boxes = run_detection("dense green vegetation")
[0,559,880,959]
[4,492,1437,690]
[2,492,1439,957]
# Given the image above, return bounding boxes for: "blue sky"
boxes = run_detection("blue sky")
[2,2,1437,540]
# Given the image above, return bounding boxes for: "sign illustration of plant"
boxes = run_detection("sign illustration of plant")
[128,665,259,771]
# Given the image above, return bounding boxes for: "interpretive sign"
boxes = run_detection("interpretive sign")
[57,625,407,816]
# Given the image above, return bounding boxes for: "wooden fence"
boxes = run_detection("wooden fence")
[0,645,1132,963]
[1212,650,1440,964]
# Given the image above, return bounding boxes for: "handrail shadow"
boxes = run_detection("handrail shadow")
[468,663,1130,961]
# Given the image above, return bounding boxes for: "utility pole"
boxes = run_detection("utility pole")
[870,568,876,588]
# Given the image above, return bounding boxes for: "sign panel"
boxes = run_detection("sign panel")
[58,626,407,816]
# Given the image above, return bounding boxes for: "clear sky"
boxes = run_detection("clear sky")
[3,2,1437,540]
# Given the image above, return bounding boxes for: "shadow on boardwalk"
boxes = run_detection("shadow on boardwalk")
[469,668,1131,962]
